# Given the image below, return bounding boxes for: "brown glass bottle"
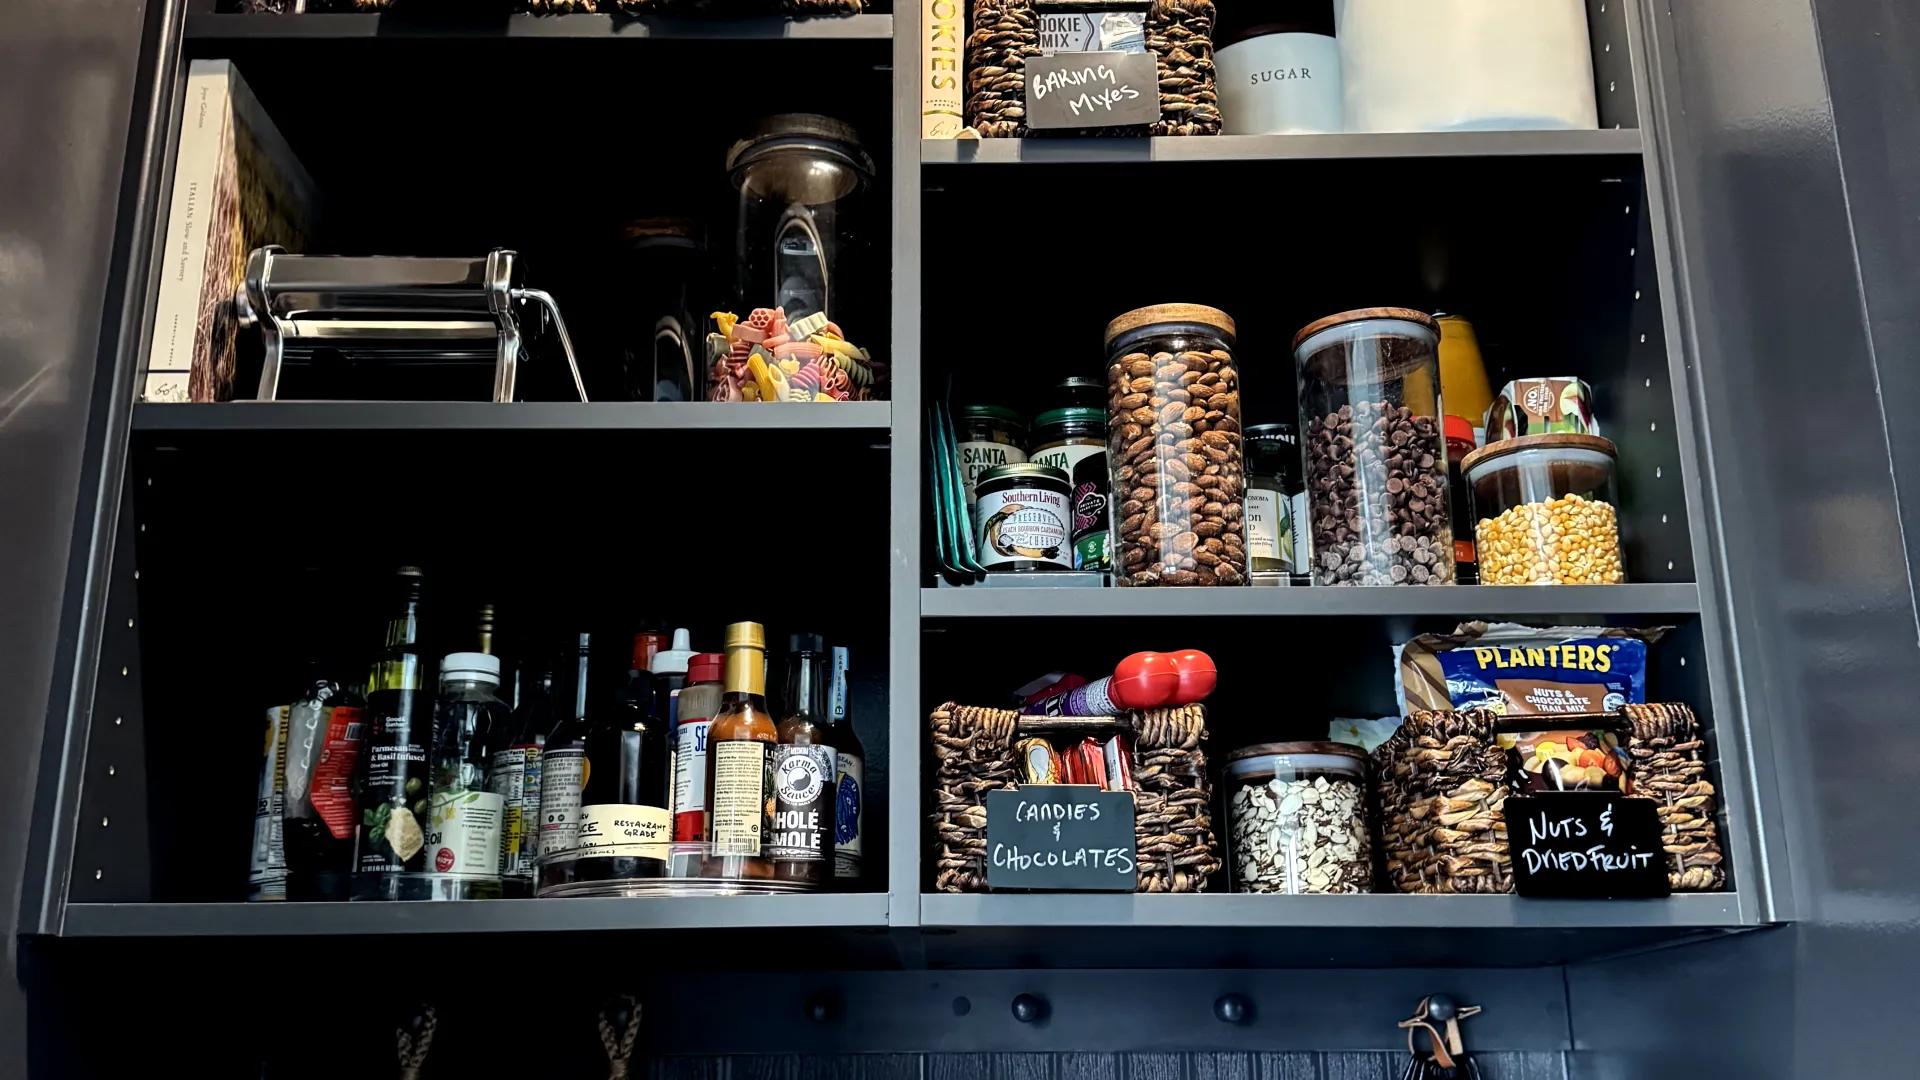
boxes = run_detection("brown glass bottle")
[771,633,836,886]
[703,621,777,879]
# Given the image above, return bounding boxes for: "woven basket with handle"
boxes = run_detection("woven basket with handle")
[929,701,1220,892]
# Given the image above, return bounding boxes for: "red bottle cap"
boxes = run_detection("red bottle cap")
[632,631,671,671]
[688,652,726,684]
[1445,414,1476,452]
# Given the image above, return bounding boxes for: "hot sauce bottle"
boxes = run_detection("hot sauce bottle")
[703,622,778,878]
[771,634,837,887]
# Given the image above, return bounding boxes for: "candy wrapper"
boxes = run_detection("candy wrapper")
[1485,377,1597,441]
[706,306,882,402]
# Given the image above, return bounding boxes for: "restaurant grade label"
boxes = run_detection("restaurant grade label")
[1506,793,1671,899]
[986,786,1137,891]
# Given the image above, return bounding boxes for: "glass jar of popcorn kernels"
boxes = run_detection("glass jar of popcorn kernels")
[1461,433,1626,585]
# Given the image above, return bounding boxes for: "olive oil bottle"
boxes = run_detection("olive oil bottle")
[350,567,435,899]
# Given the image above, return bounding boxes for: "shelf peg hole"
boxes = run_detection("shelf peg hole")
[127,618,134,629]
[1641,333,1648,344]
[107,765,115,776]
[1609,81,1617,92]
[1680,656,1688,667]
[1657,467,1664,478]
[1668,561,1676,571]
[952,997,972,1017]
[1646,378,1653,388]
[1662,514,1668,523]
[1630,247,1637,257]
[120,666,128,676]
[94,869,102,880]
[133,570,139,580]
[1651,421,1658,432]
[115,717,122,725]
[101,816,109,827]
[1635,290,1643,300]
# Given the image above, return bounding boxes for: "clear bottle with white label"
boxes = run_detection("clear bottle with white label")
[423,652,508,900]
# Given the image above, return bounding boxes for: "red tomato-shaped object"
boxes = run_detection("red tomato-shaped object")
[1110,651,1181,709]
[1170,649,1217,703]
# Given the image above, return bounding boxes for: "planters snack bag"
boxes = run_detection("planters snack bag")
[1395,622,1666,716]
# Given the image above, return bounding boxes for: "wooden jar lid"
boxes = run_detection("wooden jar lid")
[1105,303,1237,348]
[1459,432,1619,475]
[1292,307,1439,351]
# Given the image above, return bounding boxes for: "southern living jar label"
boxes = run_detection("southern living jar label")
[976,485,1072,569]
[709,740,772,856]
[959,440,1026,509]
[769,745,836,862]
[577,804,671,861]
[426,788,504,878]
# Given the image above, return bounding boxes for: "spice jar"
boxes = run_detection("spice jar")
[975,463,1074,572]
[1104,304,1247,587]
[956,405,1028,513]
[1226,742,1371,894]
[1244,423,1302,579]
[1463,433,1625,585]
[1294,308,1454,586]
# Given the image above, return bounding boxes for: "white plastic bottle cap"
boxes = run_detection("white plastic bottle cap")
[652,628,697,675]
[440,651,501,685]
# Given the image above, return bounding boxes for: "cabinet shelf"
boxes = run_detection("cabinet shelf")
[132,400,892,432]
[921,129,1643,165]
[183,12,894,41]
[919,891,1744,929]
[921,582,1699,619]
[59,894,891,937]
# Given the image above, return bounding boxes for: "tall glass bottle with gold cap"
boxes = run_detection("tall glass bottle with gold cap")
[704,621,778,879]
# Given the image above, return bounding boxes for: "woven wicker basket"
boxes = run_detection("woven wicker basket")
[965,0,1221,137]
[1621,702,1726,891]
[1373,704,1727,893]
[929,701,1220,892]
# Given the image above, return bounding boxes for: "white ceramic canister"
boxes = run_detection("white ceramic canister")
[1334,0,1599,133]
[1216,18,1344,135]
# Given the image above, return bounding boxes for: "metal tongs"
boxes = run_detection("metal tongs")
[1398,995,1484,1080]
[235,245,587,402]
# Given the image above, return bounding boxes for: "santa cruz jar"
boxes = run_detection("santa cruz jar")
[974,463,1074,572]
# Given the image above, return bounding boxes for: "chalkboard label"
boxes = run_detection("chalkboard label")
[1026,51,1161,129]
[986,786,1137,891]
[1506,793,1671,899]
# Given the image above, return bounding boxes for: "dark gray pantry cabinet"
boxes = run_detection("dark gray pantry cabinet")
[3,0,1918,1075]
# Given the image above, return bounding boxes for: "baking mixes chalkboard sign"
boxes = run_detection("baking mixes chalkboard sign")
[986,786,1137,891]
[1025,51,1161,129]
[1506,793,1671,899]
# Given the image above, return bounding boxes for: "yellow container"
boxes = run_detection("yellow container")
[1437,314,1494,438]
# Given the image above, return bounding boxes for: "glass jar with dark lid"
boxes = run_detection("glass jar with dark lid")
[955,404,1028,512]
[1224,741,1371,894]
[1053,376,1106,412]
[727,114,874,331]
